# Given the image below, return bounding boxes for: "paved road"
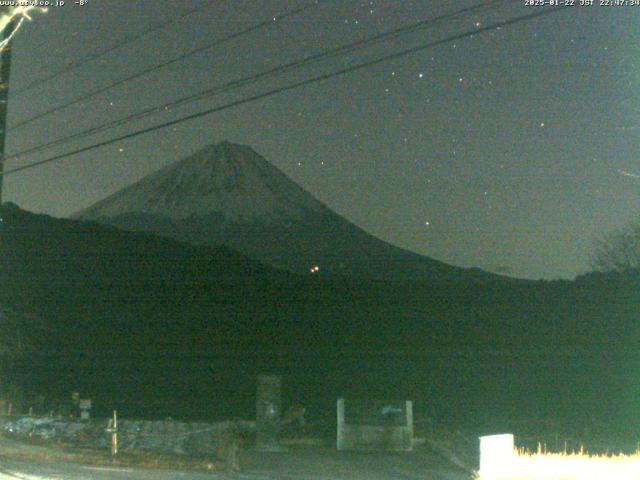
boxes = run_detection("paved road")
[0,440,473,480]
[0,458,250,480]
[0,456,471,480]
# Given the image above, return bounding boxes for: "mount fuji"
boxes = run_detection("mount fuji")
[75,141,493,282]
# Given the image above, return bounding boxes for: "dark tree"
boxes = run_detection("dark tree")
[592,221,640,272]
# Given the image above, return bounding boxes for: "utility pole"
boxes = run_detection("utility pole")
[0,14,16,205]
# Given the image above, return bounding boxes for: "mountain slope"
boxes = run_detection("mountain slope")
[75,141,494,282]
[3,204,640,431]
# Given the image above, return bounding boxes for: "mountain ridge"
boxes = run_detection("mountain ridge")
[74,141,502,282]
[74,142,327,223]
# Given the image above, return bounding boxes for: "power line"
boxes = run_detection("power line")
[13,0,216,95]
[7,0,507,160]
[2,5,570,178]
[11,1,322,129]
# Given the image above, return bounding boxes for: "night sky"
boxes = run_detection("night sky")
[3,0,639,280]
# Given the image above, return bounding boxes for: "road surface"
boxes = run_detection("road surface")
[0,454,472,480]
[0,437,473,480]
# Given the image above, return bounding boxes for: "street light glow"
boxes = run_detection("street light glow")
[0,6,47,50]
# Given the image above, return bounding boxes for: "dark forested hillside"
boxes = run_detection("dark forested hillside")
[2,203,639,435]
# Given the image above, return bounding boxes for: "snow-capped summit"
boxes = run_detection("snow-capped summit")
[75,141,495,282]
[77,141,326,222]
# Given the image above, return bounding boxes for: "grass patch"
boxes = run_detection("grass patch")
[476,447,640,480]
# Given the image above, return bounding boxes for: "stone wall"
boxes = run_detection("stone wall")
[0,416,255,456]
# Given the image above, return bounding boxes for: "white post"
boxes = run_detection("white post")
[405,400,414,451]
[107,410,118,457]
[479,433,514,479]
[336,398,345,450]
